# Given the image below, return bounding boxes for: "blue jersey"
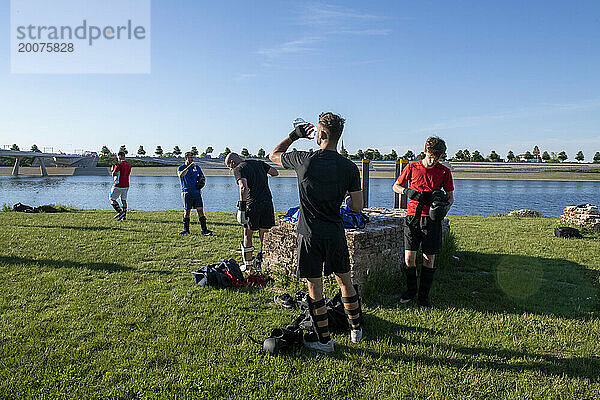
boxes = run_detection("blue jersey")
[178,163,203,194]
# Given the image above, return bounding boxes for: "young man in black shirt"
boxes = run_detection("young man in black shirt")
[225,152,279,271]
[269,112,364,353]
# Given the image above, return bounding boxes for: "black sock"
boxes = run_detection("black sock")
[183,217,190,232]
[111,203,122,213]
[199,216,208,231]
[419,267,436,300]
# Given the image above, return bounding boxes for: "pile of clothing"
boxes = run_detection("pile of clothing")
[191,258,265,288]
[279,206,369,229]
[262,290,350,355]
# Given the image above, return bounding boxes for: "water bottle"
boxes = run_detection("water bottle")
[292,118,315,139]
[292,118,306,128]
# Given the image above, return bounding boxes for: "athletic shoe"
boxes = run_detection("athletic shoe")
[350,327,363,344]
[179,230,190,235]
[303,337,334,353]
[201,230,213,236]
[399,290,416,304]
[116,211,127,221]
[114,212,122,219]
[274,293,295,309]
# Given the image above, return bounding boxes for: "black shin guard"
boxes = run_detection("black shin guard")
[341,291,363,330]
[419,267,436,303]
[307,296,330,344]
[183,217,190,232]
[199,216,208,231]
[111,202,122,213]
[402,266,418,300]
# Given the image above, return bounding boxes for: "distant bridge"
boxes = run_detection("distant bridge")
[0,150,98,176]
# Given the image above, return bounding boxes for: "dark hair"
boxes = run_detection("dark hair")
[318,112,345,142]
[118,151,125,157]
[425,136,447,158]
[184,151,193,159]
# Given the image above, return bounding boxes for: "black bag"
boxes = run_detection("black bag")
[13,203,35,212]
[196,174,206,190]
[287,291,350,333]
[554,227,582,239]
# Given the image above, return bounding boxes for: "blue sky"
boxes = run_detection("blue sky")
[1,0,599,160]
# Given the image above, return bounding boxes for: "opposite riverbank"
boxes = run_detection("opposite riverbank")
[0,211,599,398]
[3,166,600,181]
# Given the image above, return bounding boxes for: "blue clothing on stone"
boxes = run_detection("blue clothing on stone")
[178,163,203,194]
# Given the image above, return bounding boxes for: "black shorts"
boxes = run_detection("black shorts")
[246,201,275,231]
[296,233,351,279]
[182,192,203,210]
[404,215,443,255]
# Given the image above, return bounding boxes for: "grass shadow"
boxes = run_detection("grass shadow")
[443,252,599,318]
[362,249,598,318]
[12,224,146,233]
[356,319,600,380]
[0,255,131,273]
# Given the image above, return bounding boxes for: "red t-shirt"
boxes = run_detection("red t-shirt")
[396,161,454,216]
[113,161,132,188]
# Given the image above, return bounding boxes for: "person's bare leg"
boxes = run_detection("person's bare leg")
[242,227,254,269]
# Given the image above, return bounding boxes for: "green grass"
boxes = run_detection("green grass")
[1,212,599,399]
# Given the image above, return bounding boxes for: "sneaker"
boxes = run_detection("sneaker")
[399,290,416,304]
[350,327,363,343]
[114,212,123,219]
[274,293,295,309]
[303,337,334,353]
[179,230,190,235]
[201,230,213,236]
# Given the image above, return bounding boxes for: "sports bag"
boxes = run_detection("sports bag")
[554,227,582,239]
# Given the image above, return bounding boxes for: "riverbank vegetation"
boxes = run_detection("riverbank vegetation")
[0,211,599,398]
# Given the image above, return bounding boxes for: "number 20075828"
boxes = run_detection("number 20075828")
[18,43,74,52]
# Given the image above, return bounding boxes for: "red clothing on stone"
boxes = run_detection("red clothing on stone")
[396,160,454,216]
[113,161,132,188]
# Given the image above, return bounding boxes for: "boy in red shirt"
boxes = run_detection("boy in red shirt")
[109,151,132,221]
[392,137,454,307]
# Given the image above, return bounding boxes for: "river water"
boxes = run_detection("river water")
[1,175,599,217]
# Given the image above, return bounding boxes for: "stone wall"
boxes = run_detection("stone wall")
[262,208,407,285]
[560,204,600,231]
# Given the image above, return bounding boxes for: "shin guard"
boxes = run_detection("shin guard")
[199,216,208,231]
[307,296,330,344]
[418,267,436,303]
[183,217,190,233]
[341,292,363,330]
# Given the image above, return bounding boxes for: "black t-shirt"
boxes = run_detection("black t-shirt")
[282,149,361,239]
[233,160,273,206]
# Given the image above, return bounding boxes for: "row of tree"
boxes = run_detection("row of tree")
[7,143,600,163]
[454,146,600,163]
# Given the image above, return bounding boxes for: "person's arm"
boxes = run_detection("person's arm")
[269,137,294,167]
[346,191,363,213]
[269,123,315,167]
[111,164,120,177]
[237,178,249,201]
[446,191,454,207]
[177,163,193,178]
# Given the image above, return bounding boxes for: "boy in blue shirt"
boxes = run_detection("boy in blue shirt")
[177,152,212,235]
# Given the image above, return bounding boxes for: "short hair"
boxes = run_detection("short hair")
[425,136,447,158]
[318,112,345,142]
[184,151,193,159]
[118,151,125,157]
